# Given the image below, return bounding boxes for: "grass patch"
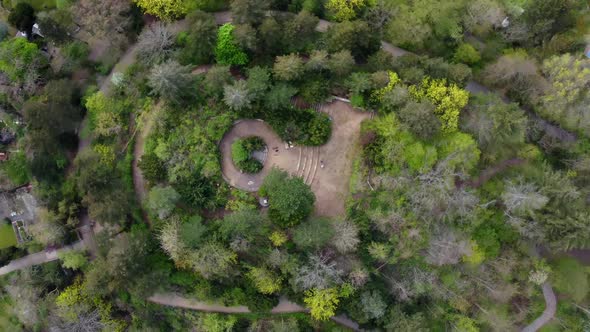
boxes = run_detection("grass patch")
[0,223,17,249]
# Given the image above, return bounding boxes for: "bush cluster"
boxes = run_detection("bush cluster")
[231,136,266,173]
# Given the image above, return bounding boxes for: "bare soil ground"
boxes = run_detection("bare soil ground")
[219,101,370,217]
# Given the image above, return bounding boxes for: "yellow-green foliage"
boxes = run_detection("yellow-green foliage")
[93,144,115,165]
[269,231,288,247]
[325,0,368,21]
[371,71,401,104]
[304,287,340,320]
[133,0,188,20]
[462,241,485,265]
[246,267,282,294]
[56,280,126,331]
[409,77,469,132]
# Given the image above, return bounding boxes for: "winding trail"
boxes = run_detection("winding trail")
[522,282,557,332]
[0,241,85,276]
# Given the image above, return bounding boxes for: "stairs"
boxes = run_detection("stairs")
[292,103,327,186]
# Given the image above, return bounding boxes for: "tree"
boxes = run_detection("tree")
[293,218,335,250]
[328,50,355,77]
[138,153,166,184]
[425,228,471,266]
[133,0,187,20]
[29,208,65,246]
[223,80,252,111]
[137,22,175,65]
[0,38,46,105]
[331,220,359,253]
[8,2,35,35]
[203,65,232,97]
[463,0,504,36]
[326,0,367,22]
[215,24,248,66]
[397,100,440,140]
[233,24,258,52]
[147,185,180,219]
[304,288,340,320]
[246,66,270,100]
[179,11,217,65]
[73,0,132,48]
[230,0,270,26]
[383,307,428,331]
[294,253,343,290]
[258,17,283,55]
[326,20,380,60]
[148,60,194,104]
[264,83,297,111]
[190,242,237,279]
[453,44,481,65]
[159,218,189,267]
[502,180,549,217]
[273,54,304,81]
[461,93,526,156]
[58,250,87,270]
[260,168,315,226]
[284,11,319,52]
[522,0,574,45]
[359,290,387,320]
[180,215,207,248]
[306,50,329,72]
[247,267,282,294]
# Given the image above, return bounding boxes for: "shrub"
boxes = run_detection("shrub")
[231,136,265,173]
[301,111,332,146]
[215,24,248,66]
[454,43,481,65]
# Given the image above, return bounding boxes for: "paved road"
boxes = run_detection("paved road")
[0,241,85,276]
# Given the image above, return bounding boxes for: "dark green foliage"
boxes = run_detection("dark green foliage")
[173,172,215,209]
[8,2,35,35]
[300,111,332,146]
[299,79,329,104]
[260,168,315,227]
[264,83,297,111]
[138,153,167,184]
[231,136,265,173]
[178,11,217,65]
[325,20,380,60]
[2,151,30,185]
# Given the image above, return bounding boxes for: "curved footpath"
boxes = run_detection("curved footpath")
[125,10,561,331]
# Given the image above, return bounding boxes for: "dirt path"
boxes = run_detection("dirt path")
[458,158,525,188]
[0,241,85,276]
[522,282,557,332]
[148,293,360,331]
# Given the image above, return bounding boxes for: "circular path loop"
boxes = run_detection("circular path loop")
[219,120,300,192]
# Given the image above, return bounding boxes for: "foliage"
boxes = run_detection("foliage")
[147,185,180,219]
[331,220,359,253]
[137,22,175,65]
[148,60,194,105]
[179,11,217,65]
[325,0,367,21]
[304,287,340,320]
[58,250,87,270]
[454,43,481,65]
[269,231,287,247]
[409,77,469,133]
[223,80,252,111]
[190,242,237,279]
[8,2,35,34]
[259,169,315,227]
[231,136,265,173]
[273,54,304,81]
[247,267,282,294]
[293,217,335,250]
[133,0,187,20]
[138,153,167,184]
[215,24,248,66]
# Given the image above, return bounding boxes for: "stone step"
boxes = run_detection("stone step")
[306,147,320,186]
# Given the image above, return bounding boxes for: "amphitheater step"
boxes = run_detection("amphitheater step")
[305,147,320,186]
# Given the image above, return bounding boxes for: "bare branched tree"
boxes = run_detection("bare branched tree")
[293,253,343,291]
[137,22,175,65]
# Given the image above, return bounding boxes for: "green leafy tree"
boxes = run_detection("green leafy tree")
[293,217,335,250]
[247,266,282,294]
[30,207,65,246]
[326,20,380,60]
[397,100,441,140]
[215,24,248,66]
[147,185,180,219]
[273,54,304,81]
[306,50,329,72]
[133,0,187,20]
[260,169,315,226]
[190,242,237,279]
[232,24,258,52]
[230,0,270,26]
[58,250,88,270]
[453,43,481,65]
[204,65,232,97]
[304,288,340,321]
[138,153,166,184]
[328,50,355,77]
[264,83,298,112]
[246,66,271,100]
[179,11,217,65]
[284,11,319,52]
[325,0,367,21]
